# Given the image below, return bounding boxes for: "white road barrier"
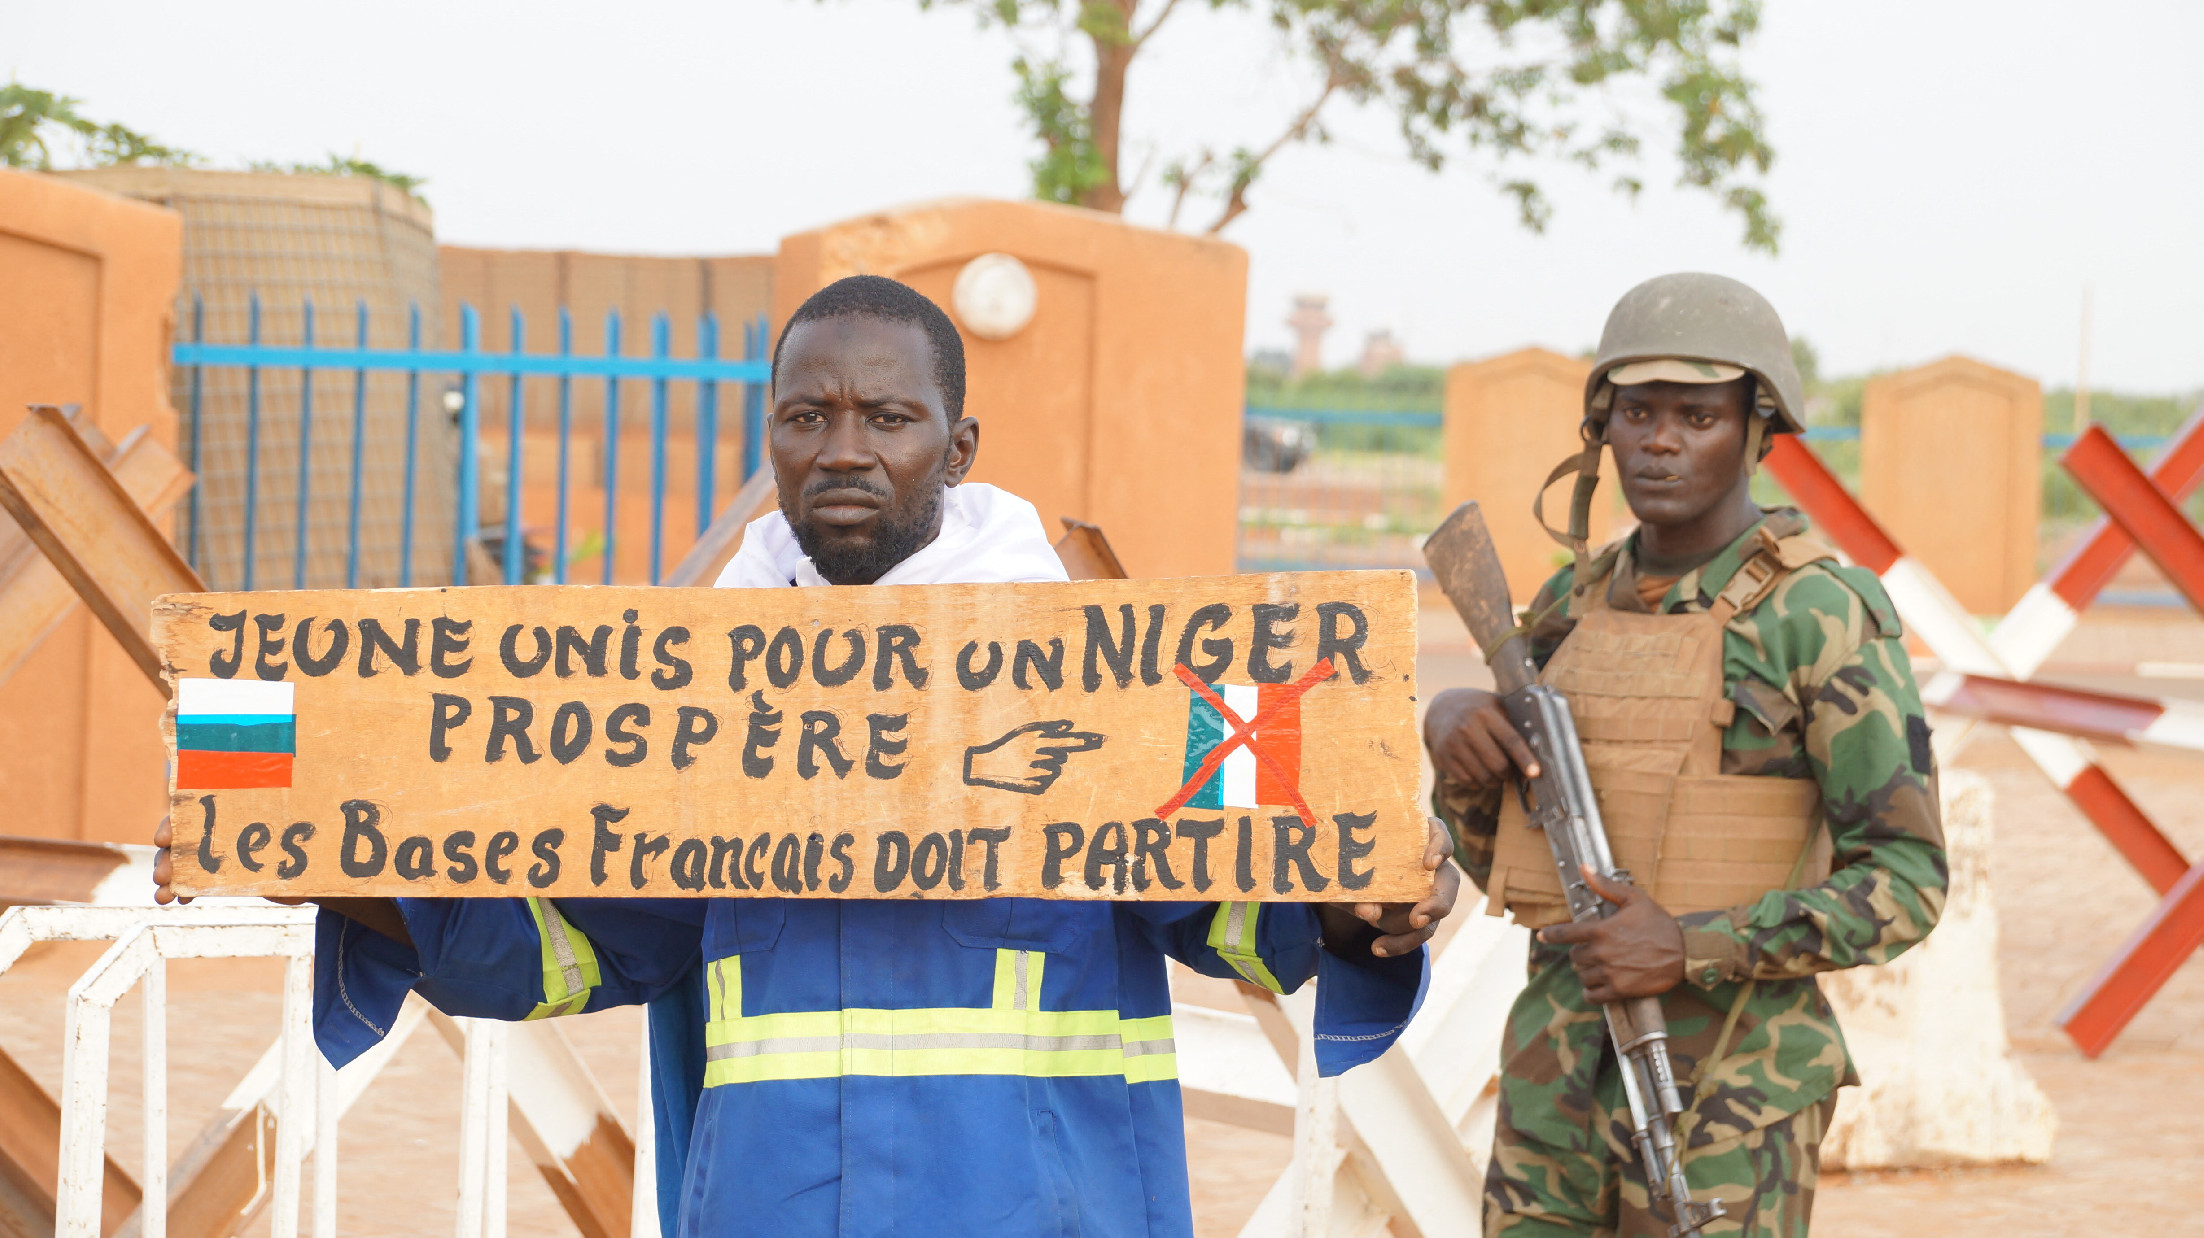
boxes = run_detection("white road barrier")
[1821,771,2057,1168]
[0,903,645,1238]
[1173,899,1532,1238]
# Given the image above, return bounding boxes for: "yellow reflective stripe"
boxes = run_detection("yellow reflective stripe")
[1120,1013,1178,1084]
[702,940,1171,1085]
[1207,902,1285,993]
[990,949,1046,1011]
[707,956,742,1022]
[523,898,602,1020]
[702,1005,1177,1086]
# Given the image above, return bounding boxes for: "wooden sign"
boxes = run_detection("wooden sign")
[156,573,1427,901]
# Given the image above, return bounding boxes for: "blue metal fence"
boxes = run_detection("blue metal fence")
[160,349,2173,590]
[172,296,771,589]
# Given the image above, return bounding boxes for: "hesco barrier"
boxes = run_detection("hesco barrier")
[59,167,458,591]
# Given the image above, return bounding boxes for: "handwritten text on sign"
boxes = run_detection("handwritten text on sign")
[156,572,1424,900]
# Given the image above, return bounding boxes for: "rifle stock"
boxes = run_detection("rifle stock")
[1422,502,1536,694]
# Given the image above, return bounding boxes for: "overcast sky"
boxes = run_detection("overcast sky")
[10,0,2202,390]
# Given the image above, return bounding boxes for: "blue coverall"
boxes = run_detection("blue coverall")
[315,894,1425,1237]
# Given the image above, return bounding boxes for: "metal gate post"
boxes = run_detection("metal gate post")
[54,929,158,1238]
[629,1019,657,1238]
[272,953,312,1238]
[454,1019,511,1238]
[1284,1020,1340,1238]
[143,955,167,1238]
[314,1052,339,1238]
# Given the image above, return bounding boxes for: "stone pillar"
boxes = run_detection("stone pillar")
[775,200,1248,579]
[1860,356,2041,615]
[0,168,183,842]
[1442,347,1611,603]
[1822,769,2057,1168]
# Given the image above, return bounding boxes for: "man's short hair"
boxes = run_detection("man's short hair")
[771,275,967,419]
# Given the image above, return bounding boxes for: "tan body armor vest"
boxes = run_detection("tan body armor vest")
[1487,532,1836,929]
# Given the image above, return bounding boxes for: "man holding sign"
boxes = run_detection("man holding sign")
[157,275,1458,1236]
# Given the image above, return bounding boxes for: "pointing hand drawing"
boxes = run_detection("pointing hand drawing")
[962,720,1106,795]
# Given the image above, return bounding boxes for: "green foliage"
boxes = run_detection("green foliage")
[0,82,424,203]
[2039,387,2204,525]
[2042,387,2199,439]
[1789,335,1820,390]
[1245,362,1446,455]
[248,154,429,202]
[1806,374,1869,430]
[0,83,194,169]
[914,0,1778,247]
[1246,361,1444,412]
[1013,56,1108,203]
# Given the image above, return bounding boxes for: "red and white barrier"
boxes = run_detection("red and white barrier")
[1768,424,2204,1057]
[1924,673,2204,755]
[2046,426,2204,1055]
[1764,436,2190,896]
[1989,406,2204,677]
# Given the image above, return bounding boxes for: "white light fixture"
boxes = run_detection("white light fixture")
[952,253,1038,341]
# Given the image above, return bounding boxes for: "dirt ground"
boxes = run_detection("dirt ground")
[6,606,2204,1235]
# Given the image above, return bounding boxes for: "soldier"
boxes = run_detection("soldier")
[1423,273,1948,1236]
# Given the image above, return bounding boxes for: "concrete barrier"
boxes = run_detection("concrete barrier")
[1823,768,2057,1168]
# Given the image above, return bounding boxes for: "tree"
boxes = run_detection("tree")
[918,0,1777,248]
[0,82,428,202]
[0,83,195,169]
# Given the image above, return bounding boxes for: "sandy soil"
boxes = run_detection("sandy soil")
[6,606,2204,1236]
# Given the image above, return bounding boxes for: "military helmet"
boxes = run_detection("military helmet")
[1585,272,1805,435]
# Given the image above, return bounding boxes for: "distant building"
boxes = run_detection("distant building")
[1287,294,1332,378]
[1247,347,1293,379]
[1358,328,1405,378]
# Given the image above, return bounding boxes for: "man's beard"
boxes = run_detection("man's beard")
[788,481,945,585]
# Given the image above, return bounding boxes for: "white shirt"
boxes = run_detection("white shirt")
[712,482,1069,589]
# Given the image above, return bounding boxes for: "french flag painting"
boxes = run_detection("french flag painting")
[175,679,296,789]
[1179,683,1302,809]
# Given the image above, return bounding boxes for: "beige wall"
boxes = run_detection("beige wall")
[441,246,774,583]
[0,169,183,842]
[1443,347,1616,602]
[774,199,1248,579]
[1861,356,2040,614]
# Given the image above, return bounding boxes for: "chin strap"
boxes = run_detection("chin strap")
[1532,426,1607,598]
[1743,413,1768,477]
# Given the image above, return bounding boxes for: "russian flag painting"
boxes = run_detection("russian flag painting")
[176,679,296,789]
[1180,683,1303,810]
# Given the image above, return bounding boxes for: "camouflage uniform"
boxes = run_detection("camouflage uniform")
[1436,508,1948,1237]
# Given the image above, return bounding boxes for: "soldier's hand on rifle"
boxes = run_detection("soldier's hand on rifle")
[1424,687,1541,791]
[1538,866,1685,1002]
[1320,816,1462,958]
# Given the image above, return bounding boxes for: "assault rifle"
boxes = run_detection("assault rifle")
[1423,501,1723,1238]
